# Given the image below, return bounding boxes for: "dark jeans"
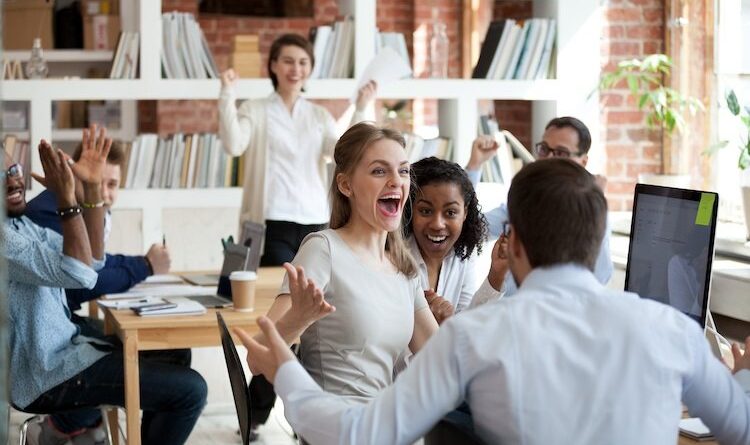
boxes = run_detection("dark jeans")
[25,344,206,445]
[254,220,323,426]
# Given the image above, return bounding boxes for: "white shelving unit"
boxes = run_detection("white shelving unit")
[0,0,601,264]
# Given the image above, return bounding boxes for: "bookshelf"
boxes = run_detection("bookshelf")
[0,0,601,269]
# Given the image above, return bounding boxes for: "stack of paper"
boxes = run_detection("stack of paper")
[103,284,216,300]
[137,297,207,317]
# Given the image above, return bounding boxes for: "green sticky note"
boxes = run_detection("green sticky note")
[695,193,716,226]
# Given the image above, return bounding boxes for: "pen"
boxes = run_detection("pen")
[162,234,166,248]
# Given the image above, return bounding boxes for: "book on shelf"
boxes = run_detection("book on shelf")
[309,18,354,79]
[477,115,516,185]
[121,133,241,190]
[109,31,139,79]
[161,11,218,79]
[376,32,412,76]
[474,18,556,80]
[403,133,453,163]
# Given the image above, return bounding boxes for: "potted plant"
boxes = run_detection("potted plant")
[599,54,704,186]
[709,89,750,238]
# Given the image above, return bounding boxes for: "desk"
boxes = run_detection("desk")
[102,267,285,445]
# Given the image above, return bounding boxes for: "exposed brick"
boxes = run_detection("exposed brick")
[625,25,663,40]
[606,111,646,125]
[606,8,642,23]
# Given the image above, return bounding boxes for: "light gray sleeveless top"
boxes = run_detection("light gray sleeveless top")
[281,229,427,403]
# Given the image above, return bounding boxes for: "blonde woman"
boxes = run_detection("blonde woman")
[249,123,438,412]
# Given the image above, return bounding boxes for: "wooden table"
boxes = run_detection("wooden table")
[101,267,285,445]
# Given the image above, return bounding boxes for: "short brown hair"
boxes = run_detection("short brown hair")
[267,33,315,90]
[73,140,126,169]
[507,158,607,271]
[330,122,417,277]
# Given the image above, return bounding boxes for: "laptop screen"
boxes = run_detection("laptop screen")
[624,184,718,327]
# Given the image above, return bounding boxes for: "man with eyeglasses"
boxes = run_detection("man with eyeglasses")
[3,129,206,445]
[465,116,613,301]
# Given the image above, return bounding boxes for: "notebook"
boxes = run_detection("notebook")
[135,297,207,317]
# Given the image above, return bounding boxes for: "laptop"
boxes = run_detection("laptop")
[624,184,718,328]
[216,312,252,445]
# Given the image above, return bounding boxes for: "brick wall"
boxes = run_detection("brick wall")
[601,0,665,210]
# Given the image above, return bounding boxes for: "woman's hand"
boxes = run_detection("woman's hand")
[71,124,112,186]
[235,317,296,384]
[488,235,509,291]
[424,289,454,325]
[355,80,378,112]
[33,140,76,207]
[282,262,335,329]
[221,68,238,89]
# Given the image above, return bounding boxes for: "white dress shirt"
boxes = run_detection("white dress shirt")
[264,92,332,224]
[275,264,750,445]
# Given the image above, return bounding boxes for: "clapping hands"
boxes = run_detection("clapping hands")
[283,262,335,328]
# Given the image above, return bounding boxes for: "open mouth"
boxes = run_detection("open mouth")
[377,194,401,217]
[6,187,23,205]
[427,234,448,245]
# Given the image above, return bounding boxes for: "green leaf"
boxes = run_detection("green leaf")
[727,89,741,116]
[627,75,639,95]
[741,115,750,128]
[739,149,750,170]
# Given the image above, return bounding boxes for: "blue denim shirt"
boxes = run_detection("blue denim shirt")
[5,216,109,408]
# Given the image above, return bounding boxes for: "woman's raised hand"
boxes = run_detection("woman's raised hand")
[221,68,238,88]
[283,262,335,327]
[355,80,378,112]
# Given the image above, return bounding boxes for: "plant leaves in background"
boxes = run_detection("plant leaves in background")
[727,89,740,116]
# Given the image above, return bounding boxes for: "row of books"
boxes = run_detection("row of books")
[109,31,139,79]
[161,12,219,79]
[403,133,453,163]
[122,133,242,189]
[472,18,556,80]
[309,19,355,79]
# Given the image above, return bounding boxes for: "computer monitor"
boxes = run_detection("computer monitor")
[624,184,718,327]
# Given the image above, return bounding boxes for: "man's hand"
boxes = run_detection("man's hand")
[71,124,112,187]
[466,135,499,171]
[282,262,335,328]
[488,235,509,291]
[424,290,454,325]
[235,317,296,384]
[221,68,238,88]
[33,140,77,208]
[732,336,750,374]
[355,80,377,112]
[145,244,171,275]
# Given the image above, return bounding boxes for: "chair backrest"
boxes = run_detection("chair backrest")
[216,312,252,445]
[424,419,486,445]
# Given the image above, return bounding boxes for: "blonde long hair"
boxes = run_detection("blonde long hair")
[329,122,417,277]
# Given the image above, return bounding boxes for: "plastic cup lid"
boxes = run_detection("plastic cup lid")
[229,270,257,280]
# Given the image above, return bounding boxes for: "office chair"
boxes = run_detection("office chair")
[15,406,115,445]
[216,312,253,445]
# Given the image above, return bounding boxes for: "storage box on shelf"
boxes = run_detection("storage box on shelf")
[1,0,599,272]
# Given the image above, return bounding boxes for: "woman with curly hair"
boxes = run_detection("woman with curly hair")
[403,156,507,319]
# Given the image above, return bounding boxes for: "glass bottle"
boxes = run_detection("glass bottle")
[25,38,49,79]
[430,21,449,78]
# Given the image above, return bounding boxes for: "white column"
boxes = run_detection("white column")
[138,0,162,82]
[29,98,52,177]
[353,0,376,79]
[439,97,478,166]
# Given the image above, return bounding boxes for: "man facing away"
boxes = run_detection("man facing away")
[237,158,750,445]
[4,127,206,445]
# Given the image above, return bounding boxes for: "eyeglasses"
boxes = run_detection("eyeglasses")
[1,163,23,180]
[534,142,581,159]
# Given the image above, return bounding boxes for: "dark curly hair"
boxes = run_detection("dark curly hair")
[403,157,488,261]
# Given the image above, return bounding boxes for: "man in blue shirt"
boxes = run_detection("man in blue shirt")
[26,141,171,314]
[465,116,613,296]
[5,127,206,445]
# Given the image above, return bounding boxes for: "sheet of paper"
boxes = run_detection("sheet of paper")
[137,297,208,317]
[351,47,412,103]
[143,274,184,284]
[97,296,162,309]
[103,284,216,300]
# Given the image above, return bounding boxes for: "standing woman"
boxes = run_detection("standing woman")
[218,33,376,265]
